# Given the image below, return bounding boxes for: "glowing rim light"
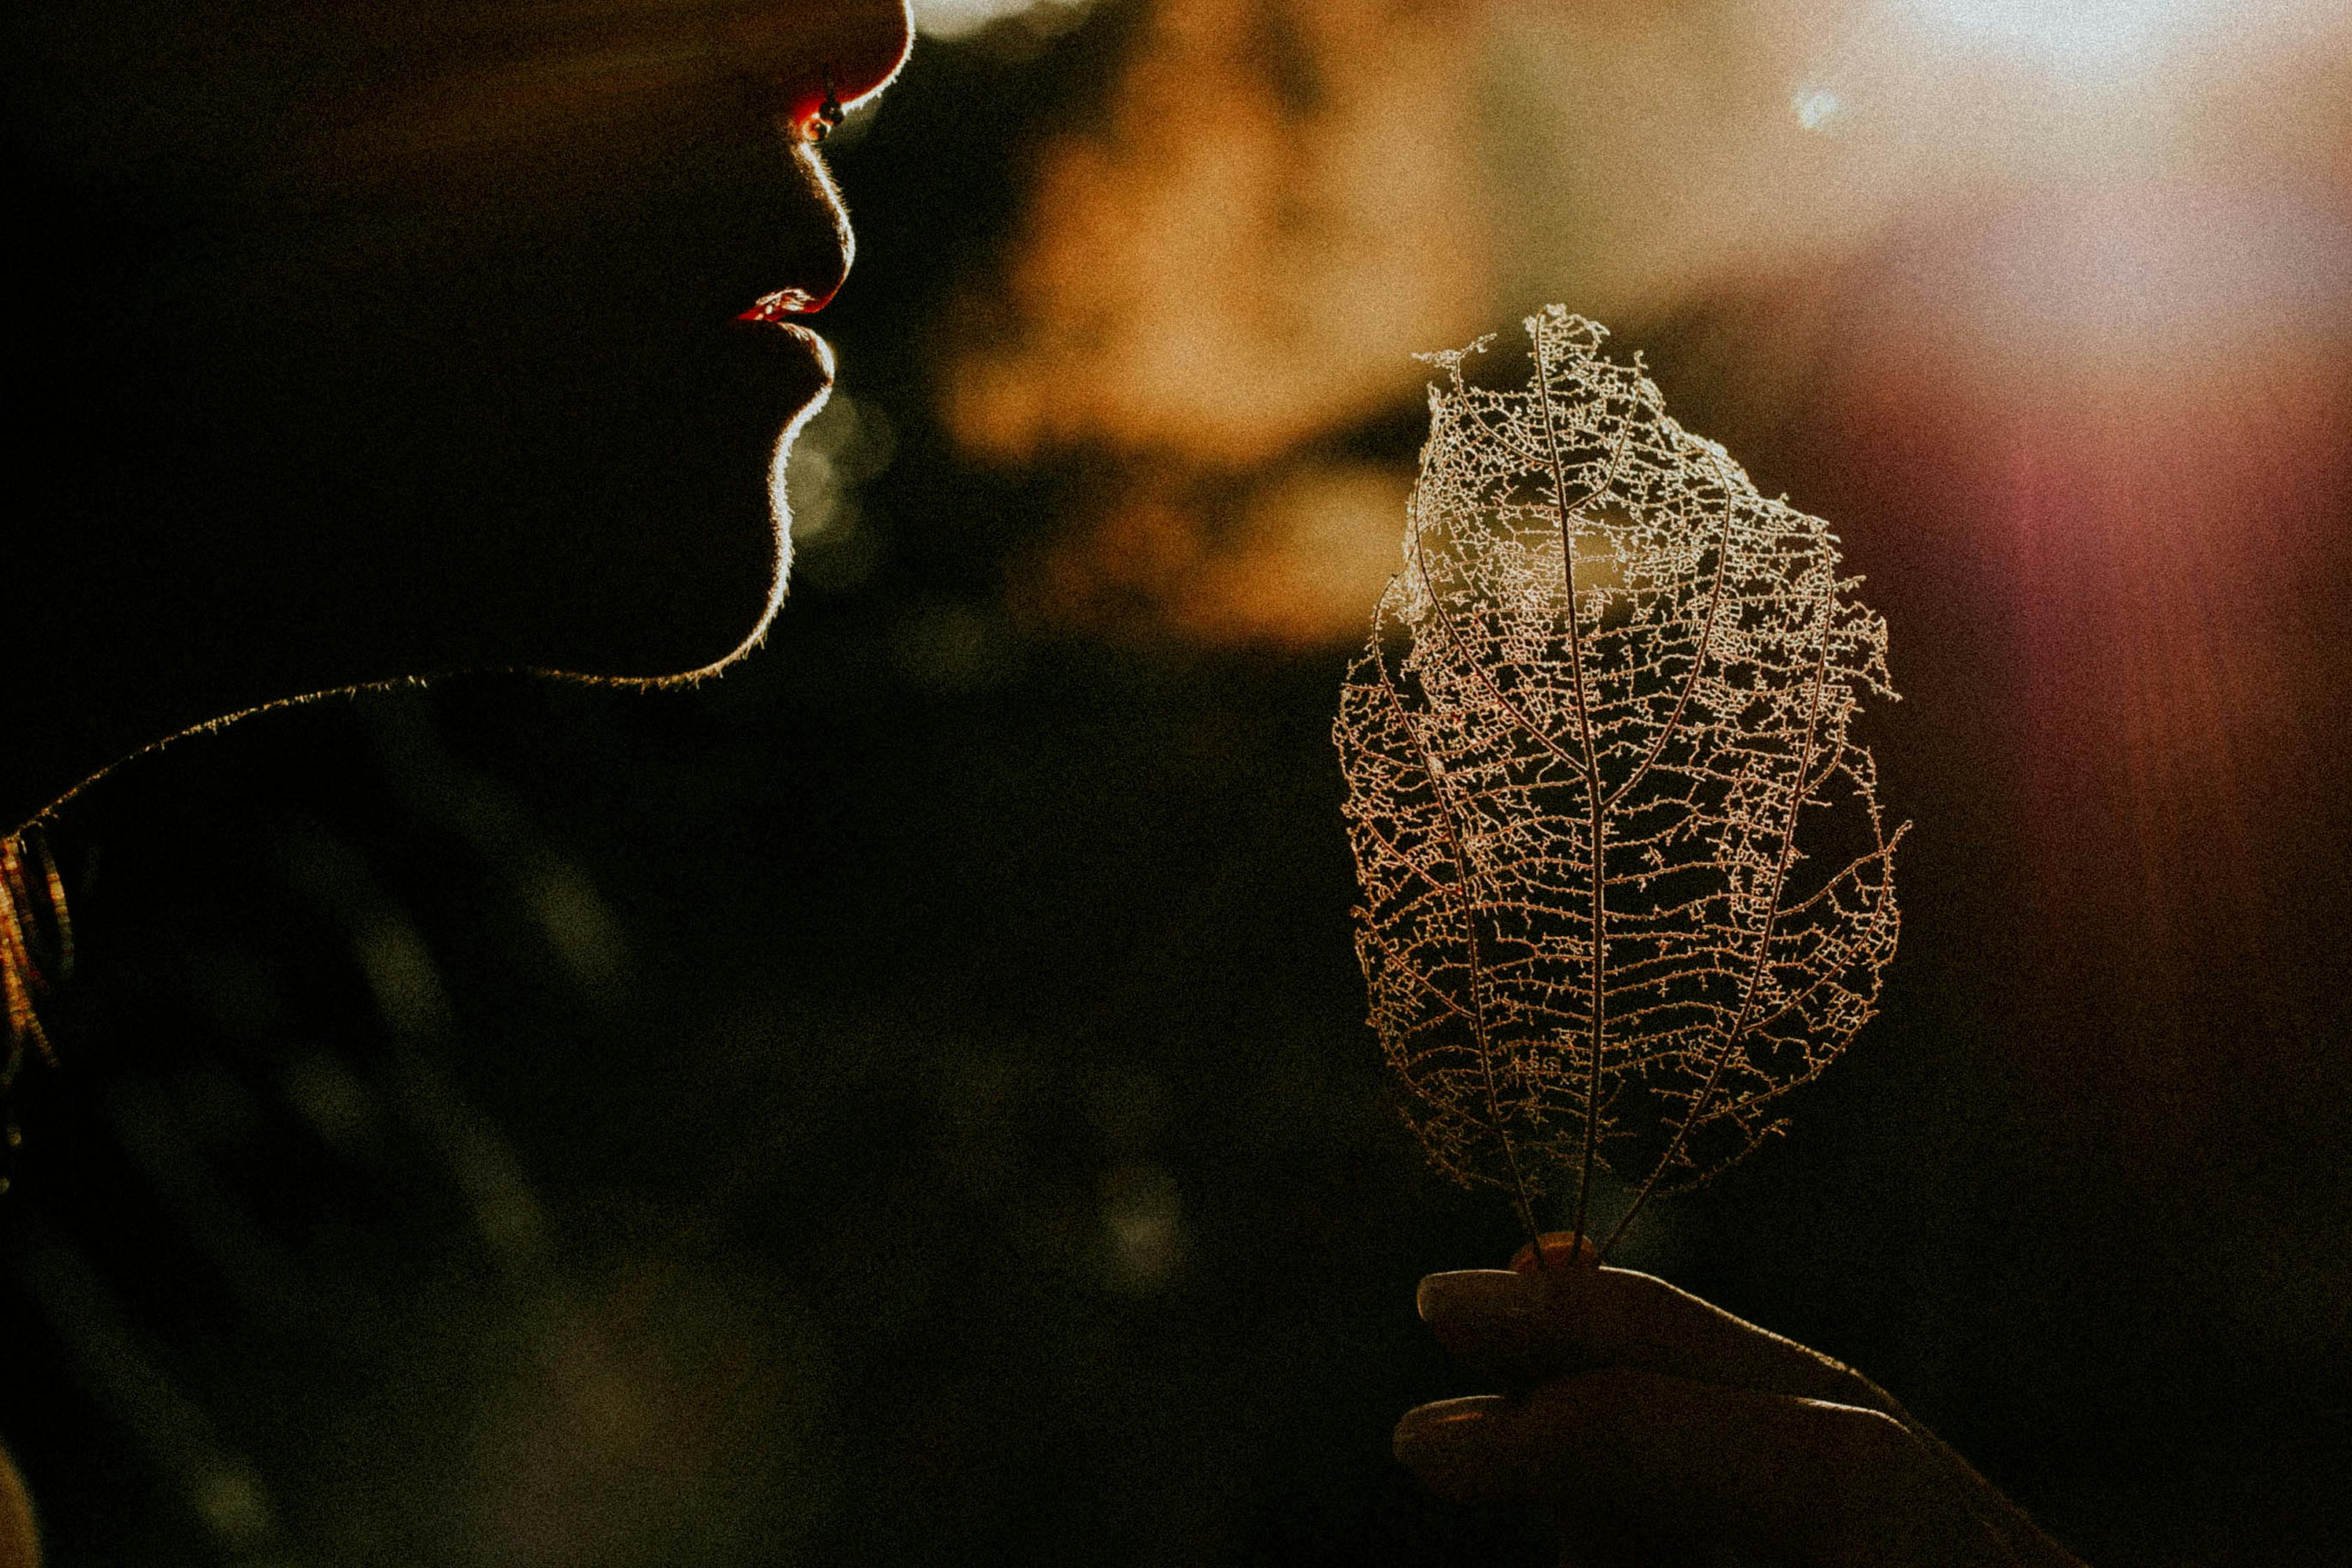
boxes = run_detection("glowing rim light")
[1907,0,2220,70]
[1792,86,1844,130]
[909,0,1090,40]
[768,332,836,605]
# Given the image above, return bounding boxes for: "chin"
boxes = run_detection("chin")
[763,369,836,618]
[662,330,838,682]
[674,319,839,681]
[521,322,835,686]
[633,376,831,687]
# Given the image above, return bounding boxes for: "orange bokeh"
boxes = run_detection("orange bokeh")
[941,0,2351,650]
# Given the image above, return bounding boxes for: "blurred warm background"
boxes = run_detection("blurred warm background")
[6,1,2350,1563]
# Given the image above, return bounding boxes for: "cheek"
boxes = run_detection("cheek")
[141,132,829,679]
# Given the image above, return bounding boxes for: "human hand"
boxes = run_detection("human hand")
[1393,1236,2084,1568]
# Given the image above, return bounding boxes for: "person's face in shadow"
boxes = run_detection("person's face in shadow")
[6,0,913,829]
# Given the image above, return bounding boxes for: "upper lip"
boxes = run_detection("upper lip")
[738,287,827,323]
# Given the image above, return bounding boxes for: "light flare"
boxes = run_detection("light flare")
[943,0,2352,645]
[1794,86,1845,131]
[1906,0,2222,73]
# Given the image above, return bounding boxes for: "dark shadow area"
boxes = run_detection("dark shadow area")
[5,7,2349,1565]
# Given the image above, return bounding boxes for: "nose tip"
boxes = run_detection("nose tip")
[743,1,914,139]
[826,0,915,108]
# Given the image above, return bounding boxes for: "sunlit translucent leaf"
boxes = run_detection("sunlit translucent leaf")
[1333,309,1904,1253]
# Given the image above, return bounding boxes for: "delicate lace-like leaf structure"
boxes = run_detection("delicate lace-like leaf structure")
[1335,309,1903,1220]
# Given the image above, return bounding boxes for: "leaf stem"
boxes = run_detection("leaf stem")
[1525,313,1611,1260]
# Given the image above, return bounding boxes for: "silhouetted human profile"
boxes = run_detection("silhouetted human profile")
[3,4,2081,1564]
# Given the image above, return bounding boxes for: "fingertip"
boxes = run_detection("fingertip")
[1512,1231,1602,1274]
[1417,1268,1517,1322]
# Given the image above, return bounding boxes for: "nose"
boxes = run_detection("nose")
[728,1,911,318]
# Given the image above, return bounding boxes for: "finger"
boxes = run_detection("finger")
[1512,1233,1601,1273]
[1415,1261,1875,1409]
[0,1445,33,1568]
[1393,1370,2017,1568]
[1417,1261,2073,1565]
